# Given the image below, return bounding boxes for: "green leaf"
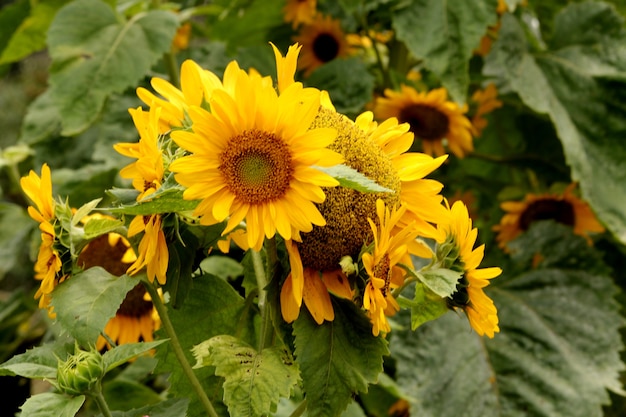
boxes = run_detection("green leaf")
[0,0,71,65]
[0,0,30,59]
[418,268,462,298]
[0,202,35,281]
[305,58,375,114]
[109,398,189,417]
[391,222,625,417]
[392,0,498,101]
[193,335,299,417]
[47,0,178,135]
[397,283,448,330]
[83,217,125,240]
[19,393,85,417]
[103,378,164,410]
[316,164,393,193]
[108,189,199,215]
[0,342,71,379]
[52,268,138,346]
[103,340,168,372]
[155,274,259,417]
[71,198,102,226]
[19,89,62,144]
[293,298,389,417]
[484,5,626,244]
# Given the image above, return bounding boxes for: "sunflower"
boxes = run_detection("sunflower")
[280,108,449,324]
[294,14,351,77]
[439,201,501,338]
[172,22,192,53]
[283,0,317,28]
[20,163,67,318]
[374,86,474,158]
[168,44,343,252]
[362,200,420,336]
[470,83,502,137]
[114,106,169,285]
[493,184,605,250]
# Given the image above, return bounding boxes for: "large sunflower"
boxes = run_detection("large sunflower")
[168,44,343,252]
[283,0,317,28]
[374,86,474,158]
[439,201,501,338]
[20,163,67,318]
[294,14,351,77]
[493,184,605,251]
[114,106,169,285]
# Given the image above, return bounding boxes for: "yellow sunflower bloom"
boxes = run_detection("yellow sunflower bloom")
[294,14,351,77]
[169,44,343,252]
[374,85,474,158]
[470,83,502,137]
[439,201,501,338]
[493,184,605,251]
[283,0,317,28]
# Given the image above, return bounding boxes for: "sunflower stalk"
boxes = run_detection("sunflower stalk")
[91,381,114,417]
[251,245,275,351]
[143,279,220,417]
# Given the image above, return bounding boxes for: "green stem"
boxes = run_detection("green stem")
[164,51,180,88]
[91,385,114,417]
[289,399,307,417]
[251,249,273,351]
[144,281,219,417]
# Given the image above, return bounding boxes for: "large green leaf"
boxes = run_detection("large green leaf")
[102,340,168,372]
[0,342,71,379]
[293,298,389,417]
[51,268,138,346]
[110,398,189,417]
[392,0,498,101]
[484,3,626,244]
[0,202,34,281]
[46,0,178,135]
[391,222,624,417]
[193,335,299,417]
[0,0,30,60]
[20,393,85,417]
[155,274,259,417]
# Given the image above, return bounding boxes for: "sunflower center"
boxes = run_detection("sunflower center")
[220,129,294,205]
[313,33,340,63]
[399,104,449,141]
[447,276,470,308]
[77,234,133,276]
[117,284,153,318]
[519,199,575,231]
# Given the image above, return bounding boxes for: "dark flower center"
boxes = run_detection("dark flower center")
[519,199,575,231]
[399,104,449,141]
[447,276,470,309]
[77,234,132,276]
[117,284,153,317]
[313,33,340,63]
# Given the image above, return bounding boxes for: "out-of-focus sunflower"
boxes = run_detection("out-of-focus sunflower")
[169,43,343,252]
[294,14,351,76]
[172,22,192,52]
[374,85,474,158]
[470,83,502,137]
[283,0,317,28]
[493,184,605,250]
[114,106,169,285]
[439,201,501,338]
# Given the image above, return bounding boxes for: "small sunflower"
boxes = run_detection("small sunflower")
[294,14,351,76]
[439,201,501,338]
[374,85,474,158]
[493,184,605,250]
[114,106,169,285]
[362,200,420,336]
[172,22,192,53]
[470,83,502,137]
[283,0,317,28]
[169,44,343,252]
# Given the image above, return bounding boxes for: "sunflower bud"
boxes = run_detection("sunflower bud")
[56,346,105,395]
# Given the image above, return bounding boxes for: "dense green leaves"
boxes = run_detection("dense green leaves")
[392,222,624,417]
[393,0,498,100]
[46,0,178,135]
[51,268,138,346]
[485,3,626,244]
[293,299,389,417]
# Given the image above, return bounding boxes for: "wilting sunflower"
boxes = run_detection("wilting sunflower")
[439,201,501,338]
[362,200,420,336]
[374,86,474,158]
[114,106,169,285]
[20,163,67,318]
[493,184,605,250]
[280,108,449,324]
[294,14,351,76]
[470,83,502,137]
[169,44,343,252]
[283,0,317,28]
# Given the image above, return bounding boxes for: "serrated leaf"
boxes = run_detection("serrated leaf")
[397,283,448,330]
[0,342,71,379]
[47,0,178,135]
[316,164,393,193]
[52,268,138,346]
[391,222,625,417]
[103,340,168,372]
[19,393,85,417]
[418,268,462,298]
[193,335,299,417]
[392,0,498,101]
[108,189,199,215]
[109,398,189,417]
[484,5,626,244]
[293,298,389,417]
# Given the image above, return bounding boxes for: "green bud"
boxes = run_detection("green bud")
[339,255,358,276]
[56,346,105,396]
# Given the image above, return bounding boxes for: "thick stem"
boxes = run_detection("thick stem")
[144,281,219,417]
[91,385,114,417]
[251,249,273,351]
